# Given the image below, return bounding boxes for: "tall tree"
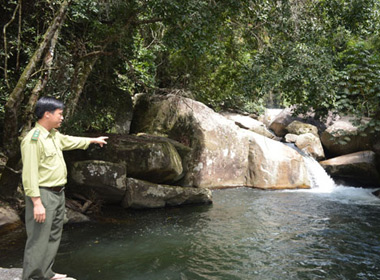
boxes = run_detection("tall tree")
[0,0,71,198]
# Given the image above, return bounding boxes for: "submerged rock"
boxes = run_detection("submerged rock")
[373,189,380,198]
[122,178,212,209]
[320,151,380,187]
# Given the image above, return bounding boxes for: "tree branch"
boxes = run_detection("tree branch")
[16,0,22,71]
[3,2,20,88]
[80,50,113,60]
[132,18,164,25]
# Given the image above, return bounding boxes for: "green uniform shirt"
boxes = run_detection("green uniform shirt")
[21,123,91,197]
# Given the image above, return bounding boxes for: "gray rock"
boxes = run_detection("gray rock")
[65,208,90,224]
[70,160,127,203]
[0,268,22,280]
[0,268,76,280]
[84,135,184,184]
[122,178,212,209]
[320,151,380,187]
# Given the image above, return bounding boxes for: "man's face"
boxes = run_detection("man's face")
[47,109,64,128]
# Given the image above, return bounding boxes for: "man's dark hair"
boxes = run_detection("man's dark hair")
[35,97,64,120]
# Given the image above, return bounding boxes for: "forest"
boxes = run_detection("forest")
[1,0,380,196]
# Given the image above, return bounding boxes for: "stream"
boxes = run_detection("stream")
[1,184,380,280]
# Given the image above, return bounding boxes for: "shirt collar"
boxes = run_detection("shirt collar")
[35,122,56,139]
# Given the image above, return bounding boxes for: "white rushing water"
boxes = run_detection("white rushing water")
[303,155,336,192]
[287,152,380,205]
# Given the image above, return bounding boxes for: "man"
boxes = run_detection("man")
[21,97,108,280]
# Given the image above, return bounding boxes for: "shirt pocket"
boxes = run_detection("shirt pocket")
[43,150,57,164]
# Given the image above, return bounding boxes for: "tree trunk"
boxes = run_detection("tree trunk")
[0,0,71,199]
[21,27,61,138]
[65,54,101,121]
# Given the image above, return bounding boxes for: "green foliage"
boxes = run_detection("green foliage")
[334,39,380,128]
[1,0,380,134]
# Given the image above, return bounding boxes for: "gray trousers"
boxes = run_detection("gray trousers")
[22,188,65,280]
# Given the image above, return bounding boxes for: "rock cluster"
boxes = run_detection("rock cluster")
[64,93,380,213]
[2,92,379,229]
[60,94,317,216]
[266,108,379,187]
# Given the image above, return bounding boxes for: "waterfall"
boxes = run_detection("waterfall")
[284,143,336,192]
[303,155,336,192]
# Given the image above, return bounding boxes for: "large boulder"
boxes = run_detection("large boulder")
[69,160,127,204]
[131,94,311,189]
[268,108,294,137]
[221,112,277,139]
[286,120,318,137]
[320,117,372,156]
[131,94,250,188]
[320,151,380,187]
[295,133,325,160]
[246,130,310,189]
[268,108,328,137]
[122,178,212,209]
[83,135,185,184]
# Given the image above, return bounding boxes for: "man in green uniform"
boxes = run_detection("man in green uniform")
[21,97,108,280]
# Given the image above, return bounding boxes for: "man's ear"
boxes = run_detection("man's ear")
[43,111,51,119]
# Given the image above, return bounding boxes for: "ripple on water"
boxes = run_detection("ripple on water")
[1,187,380,280]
